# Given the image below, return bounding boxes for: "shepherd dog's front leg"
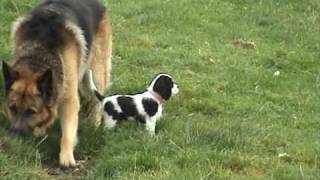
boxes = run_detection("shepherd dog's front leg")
[59,74,80,167]
[59,95,79,167]
[59,33,80,167]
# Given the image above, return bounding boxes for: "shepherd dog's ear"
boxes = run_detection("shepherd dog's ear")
[37,69,53,103]
[2,61,18,93]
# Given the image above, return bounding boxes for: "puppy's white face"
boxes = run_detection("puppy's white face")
[172,84,179,95]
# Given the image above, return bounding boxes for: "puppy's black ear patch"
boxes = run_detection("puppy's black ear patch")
[37,69,53,102]
[153,76,174,100]
[2,62,18,93]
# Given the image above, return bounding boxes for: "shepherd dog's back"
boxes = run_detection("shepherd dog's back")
[13,0,106,51]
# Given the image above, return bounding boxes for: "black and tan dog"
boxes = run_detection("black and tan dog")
[2,0,112,167]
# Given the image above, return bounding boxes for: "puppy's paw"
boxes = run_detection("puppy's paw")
[145,123,156,137]
[104,119,117,129]
[148,131,156,137]
[59,151,77,168]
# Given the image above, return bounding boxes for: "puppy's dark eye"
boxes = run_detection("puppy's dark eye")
[25,109,37,116]
[9,105,17,113]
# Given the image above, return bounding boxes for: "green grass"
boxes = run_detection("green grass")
[0,0,320,179]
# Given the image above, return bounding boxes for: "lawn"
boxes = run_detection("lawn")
[0,0,320,179]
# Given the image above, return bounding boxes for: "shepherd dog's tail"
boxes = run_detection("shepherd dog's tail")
[88,70,105,102]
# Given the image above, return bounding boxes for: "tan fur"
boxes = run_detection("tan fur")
[11,80,39,96]
[65,21,88,78]
[80,13,112,127]
[4,69,57,136]
[57,30,81,166]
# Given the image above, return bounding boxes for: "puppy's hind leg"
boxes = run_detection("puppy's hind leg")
[104,115,117,129]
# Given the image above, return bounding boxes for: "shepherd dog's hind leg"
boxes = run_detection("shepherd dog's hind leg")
[85,13,112,127]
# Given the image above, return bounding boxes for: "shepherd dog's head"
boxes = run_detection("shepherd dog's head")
[2,62,56,137]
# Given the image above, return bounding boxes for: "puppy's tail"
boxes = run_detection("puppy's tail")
[88,70,105,102]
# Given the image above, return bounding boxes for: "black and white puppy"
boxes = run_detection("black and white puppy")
[89,71,179,135]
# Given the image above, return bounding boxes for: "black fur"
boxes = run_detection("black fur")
[36,69,53,103]
[21,0,105,50]
[153,76,174,100]
[117,96,138,117]
[22,9,65,49]
[142,98,158,116]
[104,102,121,120]
[136,115,146,124]
[2,62,18,95]
[104,96,141,121]
[94,90,105,102]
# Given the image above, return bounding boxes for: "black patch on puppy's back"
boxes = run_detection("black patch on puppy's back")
[117,96,138,117]
[142,98,158,117]
[104,96,150,124]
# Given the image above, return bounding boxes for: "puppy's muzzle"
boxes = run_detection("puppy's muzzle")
[172,84,179,95]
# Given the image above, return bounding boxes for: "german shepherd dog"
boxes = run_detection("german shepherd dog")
[2,0,112,167]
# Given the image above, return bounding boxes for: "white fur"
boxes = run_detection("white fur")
[89,70,98,92]
[103,114,117,128]
[172,84,179,95]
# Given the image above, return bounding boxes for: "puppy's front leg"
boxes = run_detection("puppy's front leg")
[59,95,79,167]
[145,118,156,136]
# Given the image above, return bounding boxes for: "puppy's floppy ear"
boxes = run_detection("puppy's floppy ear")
[37,69,53,103]
[153,76,173,100]
[2,61,18,93]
